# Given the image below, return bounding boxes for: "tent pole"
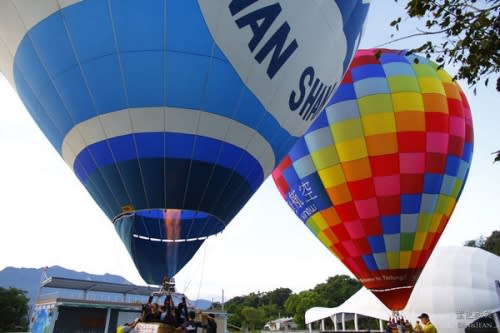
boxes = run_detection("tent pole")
[341,313,345,331]
[492,311,500,333]
[354,313,358,331]
[104,308,111,333]
[333,315,337,331]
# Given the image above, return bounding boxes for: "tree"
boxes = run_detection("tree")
[283,294,300,320]
[0,287,29,332]
[284,290,321,329]
[260,304,279,320]
[390,0,500,93]
[241,292,260,308]
[241,306,266,331]
[313,275,361,308]
[224,288,289,329]
[464,239,478,247]
[482,230,500,256]
[266,287,292,311]
[464,235,486,248]
[464,230,500,256]
[227,311,245,331]
[223,276,361,330]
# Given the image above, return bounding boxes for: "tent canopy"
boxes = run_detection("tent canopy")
[305,246,500,333]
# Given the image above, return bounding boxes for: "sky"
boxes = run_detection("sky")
[0,2,499,303]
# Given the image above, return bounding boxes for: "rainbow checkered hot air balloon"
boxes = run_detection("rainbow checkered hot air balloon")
[272,49,474,310]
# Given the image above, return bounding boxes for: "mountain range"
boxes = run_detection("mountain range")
[0,266,211,309]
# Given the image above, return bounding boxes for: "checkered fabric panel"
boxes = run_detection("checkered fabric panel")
[272,48,473,282]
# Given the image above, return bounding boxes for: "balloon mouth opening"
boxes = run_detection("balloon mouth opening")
[369,286,414,311]
[113,208,226,242]
[132,234,209,243]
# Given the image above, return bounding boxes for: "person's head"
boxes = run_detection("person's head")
[188,310,196,320]
[208,313,215,319]
[151,303,159,314]
[142,303,152,315]
[418,313,430,324]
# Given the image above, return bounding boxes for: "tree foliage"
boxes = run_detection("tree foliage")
[481,230,500,256]
[284,276,361,329]
[241,306,266,330]
[223,288,292,329]
[313,275,361,308]
[391,0,500,93]
[222,276,360,331]
[0,287,29,332]
[464,230,500,256]
[284,290,320,328]
[266,287,293,309]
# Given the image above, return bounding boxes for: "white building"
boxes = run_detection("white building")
[305,246,500,333]
[264,317,298,331]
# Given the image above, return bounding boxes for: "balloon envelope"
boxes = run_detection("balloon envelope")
[272,49,474,310]
[0,1,370,284]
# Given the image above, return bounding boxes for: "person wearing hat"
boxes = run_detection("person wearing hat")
[417,313,437,333]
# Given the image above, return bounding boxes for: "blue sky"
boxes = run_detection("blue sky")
[0,1,498,302]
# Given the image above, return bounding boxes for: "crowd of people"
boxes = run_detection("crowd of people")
[385,313,437,333]
[117,295,217,333]
[119,294,438,333]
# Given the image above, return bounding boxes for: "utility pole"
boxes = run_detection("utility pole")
[221,289,225,311]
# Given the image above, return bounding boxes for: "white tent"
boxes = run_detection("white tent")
[305,246,500,333]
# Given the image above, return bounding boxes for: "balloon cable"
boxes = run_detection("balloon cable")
[194,238,209,302]
[178,237,209,302]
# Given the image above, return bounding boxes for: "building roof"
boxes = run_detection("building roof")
[305,246,500,333]
[40,276,157,296]
[266,317,295,324]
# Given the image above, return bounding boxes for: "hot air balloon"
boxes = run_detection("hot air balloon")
[0,1,370,284]
[272,49,473,310]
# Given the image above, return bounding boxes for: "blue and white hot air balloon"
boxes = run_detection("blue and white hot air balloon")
[0,0,370,284]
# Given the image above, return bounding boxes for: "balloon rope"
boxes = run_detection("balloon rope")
[179,247,200,293]
[178,239,208,300]
[195,239,209,302]
[180,261,194,294]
